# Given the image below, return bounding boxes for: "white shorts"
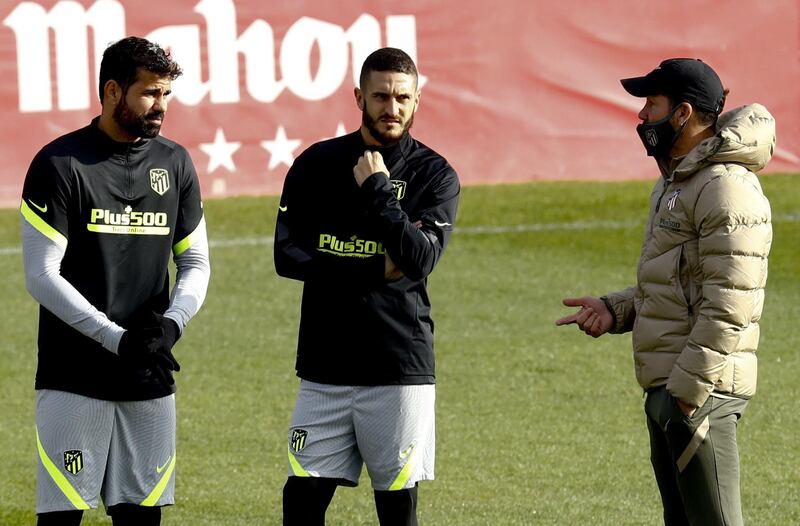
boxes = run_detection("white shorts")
[35,390,176,513]
[286,380,435,490]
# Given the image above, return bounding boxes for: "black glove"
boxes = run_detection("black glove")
[152,311,181,357]
[118,312,182,385]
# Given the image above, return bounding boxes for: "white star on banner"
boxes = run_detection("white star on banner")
[199,128,241,173]
[260,126,301,170]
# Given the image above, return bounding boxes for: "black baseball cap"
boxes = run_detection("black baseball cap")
[621,58,725,114]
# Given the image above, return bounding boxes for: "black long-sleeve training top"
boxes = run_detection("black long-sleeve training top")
[21,119,205,401]
[274,131,460,385]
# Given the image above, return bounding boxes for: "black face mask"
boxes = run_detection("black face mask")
[636,105,687,158]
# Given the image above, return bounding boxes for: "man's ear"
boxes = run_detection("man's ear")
[676,102,693,126]
[103,80,122,107]
[354,87,364,111]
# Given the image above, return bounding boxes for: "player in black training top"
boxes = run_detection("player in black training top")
[21,37,210,526]
[275,47,459,526]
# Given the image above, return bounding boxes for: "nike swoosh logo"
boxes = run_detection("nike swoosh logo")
[434,220,451,227]
[29,200,48,213]
[278,205,288,212]
[156,456,172,473]
[398,442,416,461]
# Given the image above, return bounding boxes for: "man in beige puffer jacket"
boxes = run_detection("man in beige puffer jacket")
[556,58,773,526]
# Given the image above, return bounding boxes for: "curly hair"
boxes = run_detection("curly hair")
[98,36,182,103]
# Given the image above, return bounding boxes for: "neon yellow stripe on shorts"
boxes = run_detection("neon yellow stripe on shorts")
[21,201,67,249]
[140,453,176,506]
[288,446,310,477]
[389,450,417,491]
[36,428,90,510]
[172,216,205,256]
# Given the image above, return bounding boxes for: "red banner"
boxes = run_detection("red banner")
[0,0,798,206]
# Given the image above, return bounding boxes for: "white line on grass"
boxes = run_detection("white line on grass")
[456,219,639,234]
[1,214,798,256]
[210,236,273,248]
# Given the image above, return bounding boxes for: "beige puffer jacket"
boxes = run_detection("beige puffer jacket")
[603,104,774,408]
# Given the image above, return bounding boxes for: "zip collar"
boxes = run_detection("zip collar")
[358,130,414,167]
[89,117,152,156]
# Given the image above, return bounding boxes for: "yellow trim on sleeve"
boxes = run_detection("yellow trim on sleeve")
[35,428,90,510]
[172,215,205,256]
[21,201,67,249]
[140,453,176,506]
[288,446,310,477]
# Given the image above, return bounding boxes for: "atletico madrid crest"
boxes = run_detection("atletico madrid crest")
[149,168,170,196]
[291,429,308,452]
[645,129,659,147]
[666,189,682,210]
[64,450,83,475]
[391,180,406,200]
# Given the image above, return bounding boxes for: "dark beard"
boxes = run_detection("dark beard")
[362,109,414,146]
[113,98,163,139]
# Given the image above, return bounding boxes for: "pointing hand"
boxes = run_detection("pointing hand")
[555,296,613,338]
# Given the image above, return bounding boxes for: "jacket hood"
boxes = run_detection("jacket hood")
[672,103,776,181]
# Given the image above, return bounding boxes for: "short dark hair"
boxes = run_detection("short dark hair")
[98,36,182,103]
[667,87,729,129]
[694,109,719,128]
[359,47,418,88]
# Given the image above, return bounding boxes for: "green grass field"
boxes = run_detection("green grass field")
[1,175,798,525]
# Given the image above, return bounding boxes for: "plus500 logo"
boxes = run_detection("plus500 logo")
[90,208,167,226]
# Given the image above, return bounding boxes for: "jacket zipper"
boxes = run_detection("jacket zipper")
[677,243,693,317]
[126,147,133,198]
[650,178,670,235]
[655,179,668,213]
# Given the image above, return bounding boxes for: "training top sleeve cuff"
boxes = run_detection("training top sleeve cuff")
[104,326,125,355]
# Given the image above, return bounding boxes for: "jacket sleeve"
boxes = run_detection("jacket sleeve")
[273,152,384,284]
[273,158,313,281]
[358,167,460,282]
[20,151,125,353]
[165,217,210,332]
[601,287,637,334]
[666,173,772,407]
[165,152,210,332]
[22,212,125,353]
